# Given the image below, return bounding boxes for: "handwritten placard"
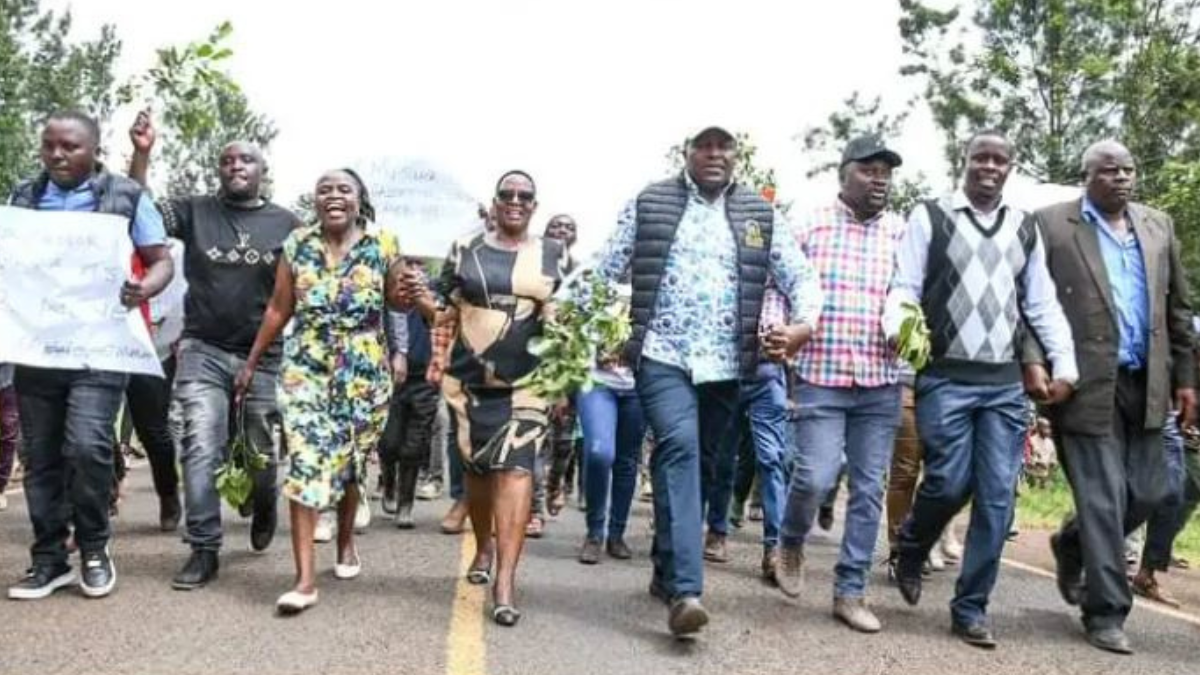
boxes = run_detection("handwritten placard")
[356,158,481,257]
[0,206,163,377]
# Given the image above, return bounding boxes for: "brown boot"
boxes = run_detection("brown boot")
[440,499,469,535]
[703,531,729,563]
[776,545,805,598]
[1132,569,1181,608]
[761,546,781,584]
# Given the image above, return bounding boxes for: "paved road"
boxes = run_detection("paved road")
[2,467,1198,675]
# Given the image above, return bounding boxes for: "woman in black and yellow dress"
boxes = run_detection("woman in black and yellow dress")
[419,170,566,626]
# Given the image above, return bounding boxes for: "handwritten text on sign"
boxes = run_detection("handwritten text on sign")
[0,206,163,377]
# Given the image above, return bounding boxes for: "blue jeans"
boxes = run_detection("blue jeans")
[579,385,646,540]
[174,339,280,551]
[897,375,1027,626]
[637,360,738,599]
[1142,415,1189,571]
[781,383,900,597]
[15,367,128,566]
[731,363,790,548]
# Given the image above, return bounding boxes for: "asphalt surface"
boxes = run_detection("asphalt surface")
[2,466,1198,675]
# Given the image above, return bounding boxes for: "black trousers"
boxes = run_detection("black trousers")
[1057,368,1170,629]
[125,356,179,499]
[380,378,440,469]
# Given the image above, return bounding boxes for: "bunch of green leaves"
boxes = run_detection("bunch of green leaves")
[897,301,932,371]
[215,405,268,510]
[517,274,631,401]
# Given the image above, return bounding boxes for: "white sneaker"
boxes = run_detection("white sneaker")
[313,512,334,543]
[928,546,946,572]
[940,530,963,563]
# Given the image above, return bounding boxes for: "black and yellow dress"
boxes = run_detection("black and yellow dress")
[433,232,567,474]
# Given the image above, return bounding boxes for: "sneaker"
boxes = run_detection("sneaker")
[171,550,219,591]
[928,546,946,572]
[668,597,709,637]
[314,512,335,543]
[415,481,442,501]
[8,564,76,600]
[79,548,116,598]
[940,529,963,563]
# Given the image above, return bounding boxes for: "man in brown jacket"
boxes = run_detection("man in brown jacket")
[1025,139,1196,655]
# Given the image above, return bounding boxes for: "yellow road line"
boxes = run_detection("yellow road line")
[1001,557,1200,627]
[446,533,487,675]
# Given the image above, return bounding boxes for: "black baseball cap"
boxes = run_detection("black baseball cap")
[841,134,903,168]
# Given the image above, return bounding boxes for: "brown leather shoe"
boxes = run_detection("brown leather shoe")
[703,532,729,563]
[761,546,781,584]
[1132,571,1181,608]
[440,500,469,535]
[578,537,602,565]
[776,545,805,598]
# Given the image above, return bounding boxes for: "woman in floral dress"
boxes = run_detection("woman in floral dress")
[237,168,405,614]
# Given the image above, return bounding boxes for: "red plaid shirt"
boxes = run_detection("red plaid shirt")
[794,200,905,388]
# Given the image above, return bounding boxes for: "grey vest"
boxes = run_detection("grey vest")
[9,165,142,224]
[624,175,774,379]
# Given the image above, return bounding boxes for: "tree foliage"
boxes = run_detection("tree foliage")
[0,0,123,196]
[124,22,277,198]
[898,0,1200,298]
[800,91,932,215]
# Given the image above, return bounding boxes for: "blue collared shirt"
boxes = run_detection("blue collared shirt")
[36,178,166,247]
[1082,197,1149,369]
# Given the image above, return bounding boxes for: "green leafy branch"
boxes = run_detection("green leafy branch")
[214,404,268,510]
[897,301,932,371]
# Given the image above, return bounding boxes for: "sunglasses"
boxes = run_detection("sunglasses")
[495,189,535,205]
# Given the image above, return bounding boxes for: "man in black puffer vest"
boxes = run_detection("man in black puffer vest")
[589,125,823,637]
[6,111,174,602]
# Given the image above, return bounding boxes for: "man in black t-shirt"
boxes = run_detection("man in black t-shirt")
[129,111,301,590]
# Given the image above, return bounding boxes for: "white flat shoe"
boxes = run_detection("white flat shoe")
[276,589,318,614]
[334,550,361,580]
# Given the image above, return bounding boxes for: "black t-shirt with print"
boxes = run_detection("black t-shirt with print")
[163,196,300,360]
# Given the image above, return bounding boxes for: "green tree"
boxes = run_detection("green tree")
[898,0,1200,296]
[0,0,123,196]
[125,22,277,198]
[800,91,932,215]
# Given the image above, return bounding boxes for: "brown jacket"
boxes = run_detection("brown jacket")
[1024,199,1195,435]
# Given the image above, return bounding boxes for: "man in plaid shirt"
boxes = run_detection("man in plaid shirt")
[774,136,907,634]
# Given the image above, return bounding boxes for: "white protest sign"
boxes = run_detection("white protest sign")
[356,158,481,258]
[0,206,163,377]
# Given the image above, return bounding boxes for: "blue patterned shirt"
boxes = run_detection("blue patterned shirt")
[591,175,822,384]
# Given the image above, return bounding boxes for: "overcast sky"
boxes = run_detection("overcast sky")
[54,0,951,255]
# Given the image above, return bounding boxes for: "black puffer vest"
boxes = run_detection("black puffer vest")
[8,164,142,223]
[624,175,774,379]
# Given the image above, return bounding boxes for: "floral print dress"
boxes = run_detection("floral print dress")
[280,226,400,509]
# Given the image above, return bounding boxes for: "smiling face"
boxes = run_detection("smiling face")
[492,173,537,237]
[218,142,265,201]
[313,170,362,235]
[963,134,1013,210]
[40,118,97,190]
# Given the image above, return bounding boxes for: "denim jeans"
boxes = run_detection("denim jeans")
[730,362,790,548]
[1142,415,1190,570]
[637,359,738,599]
[781,382,900,597]
[897,375,1026,626]
[14,366,128,566]
[579,385,646,541]
[173,339,280,551]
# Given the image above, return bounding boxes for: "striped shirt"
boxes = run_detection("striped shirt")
[795,200,905,388]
